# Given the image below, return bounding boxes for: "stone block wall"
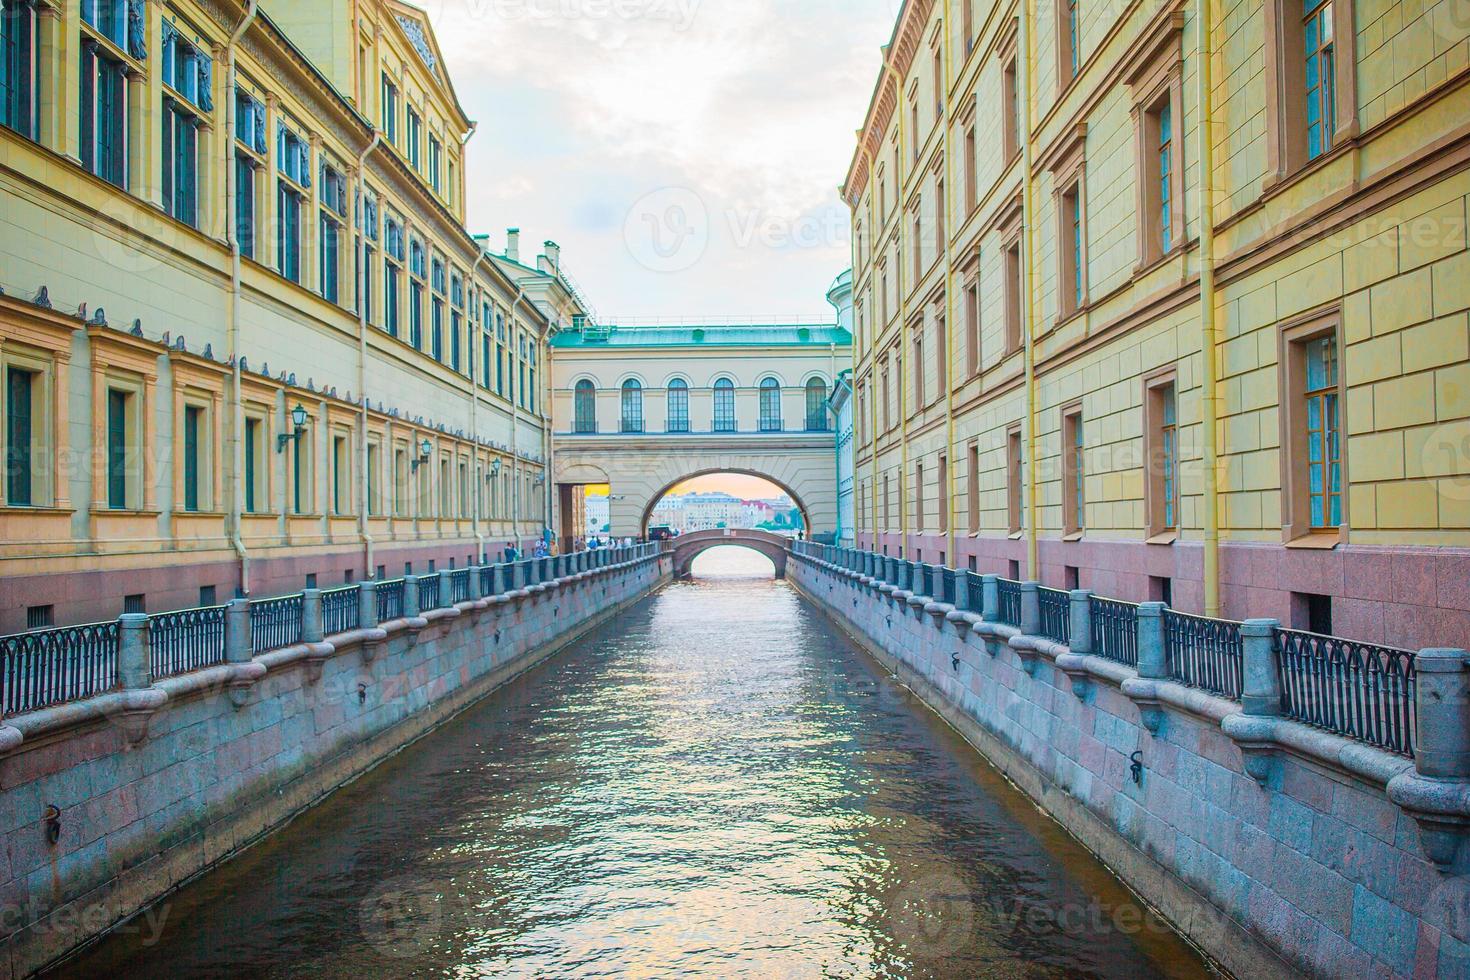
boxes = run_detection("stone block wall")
[0,551,671,978]
[789,554,1468,980]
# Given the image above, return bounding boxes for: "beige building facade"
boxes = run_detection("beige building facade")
[845,0,1470,649]
[0,0,581,631]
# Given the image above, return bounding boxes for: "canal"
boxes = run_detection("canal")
[59,548,1210,978]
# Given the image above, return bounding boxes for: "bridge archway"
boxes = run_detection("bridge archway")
[639,468,810,536]
[669,529,790,580]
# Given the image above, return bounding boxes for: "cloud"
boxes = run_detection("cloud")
[426,0,892,319]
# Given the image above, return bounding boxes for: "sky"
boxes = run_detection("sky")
[583,474,789,500]
[427,0,897,322]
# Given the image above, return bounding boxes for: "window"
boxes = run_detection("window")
[26,605,53,629]
[277,183,302,283]
[915,460,925,532]
[384,217,404,337]
[911,209,923,280]
[881,359,892,431]
[244,416,263,513]
[106,386,134,510]
[5,365,37,506]
[967,443,979,533]
[963,125,977,214]
[1062,406,1085,535]
[713,378,736,432]
[620,380,643,434]
[935,176,946,254]
[574,380,596,434]
[161,23,209,228]
[320,164,346,303]
[934,310,947,393]
[1304,335,1341,530]
[406,107,421,169]
[1264,0,1355,180]
[450,275,464,373]
[912,329,925,408]
[1135,89,1184,265]
[182,404,203,512]
[291,424,311,515]
[1057,179,1086,319]
[80,42,127,188]
[667,379,689,433]
[1,0,38,140]
[430,258,446,361]
[884,472,892,529]
[1145,376,1178,537]
[805,378,828,432]
[1279,318,1344,539]
[409,239,426,350]
[1002,54,1020,162]
[961,0,974,56]
[367,441,381,516]
[1006,425,1023,534]
[1058,0,1080,85]
[759,378,782,432]
[332,434,349,515]
[380,73,398,144]
[1004,238,1022,353]
[963,274,980,376]
[938,453,949,534]
[428,134,442,193]
[235,154,257,259]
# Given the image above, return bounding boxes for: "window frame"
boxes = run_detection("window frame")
[1263,0,1357,186]
[1143,369,1179,542]
[1006,423,1023,536]
[1061,402,1085,537]
[1278,309,1347,545]
[2,346,52,508]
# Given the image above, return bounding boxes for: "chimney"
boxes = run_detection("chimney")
[506,227,520,262]
[539,240,561,275]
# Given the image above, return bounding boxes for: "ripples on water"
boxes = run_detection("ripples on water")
[61,547,1209,979]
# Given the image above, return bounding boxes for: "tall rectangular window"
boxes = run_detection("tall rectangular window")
[1058,181,1085,318]
[430,259,446,361]
[380,73,398,144]
[967,443,979,533]
[5,366,34,506]
[1156,101,1173,250]
[963,125,977,213]
[277,184,302,283]
[235,155,256,259]
[1004,240,1022,353]
[935,176,946,255]
[1006,426,1022,534]
[1,0,38,140]
[319,212,340,303]
[1304,0,1336,160]
[934,311,947,393]
[964,276,980,375]
[291,429,308,515]
[384,218,404,337]
[406,108,421,169]
[182,405,202,512]
[915,460,925,532]
[666,380,689,433]
[938,453,949,534]
[244,417,259,513]
[1002,56,1019,161]
[80,43,127,188]
[713,379,736,432]
[1304,335,1340,529]
[1146,378,1178,535]
[912,330,925,408]
[1058,0,1080,84]
[106,387,129,509]
[332,435,348,515]
[428,135,442,193]
[409,241,425,350]
[1062,407,1085,535]
[367,442,380,516]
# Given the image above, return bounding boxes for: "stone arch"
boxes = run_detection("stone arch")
[638,467,812,534]
[669,529,790,580]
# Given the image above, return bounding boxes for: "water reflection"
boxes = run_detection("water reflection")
[60,549,1209,979]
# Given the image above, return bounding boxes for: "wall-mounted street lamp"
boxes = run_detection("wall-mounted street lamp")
[277,403,309,453]
[410,438,433,473]
[490,457,502,477]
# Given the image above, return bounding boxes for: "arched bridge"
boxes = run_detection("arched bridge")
[669,529,791,580]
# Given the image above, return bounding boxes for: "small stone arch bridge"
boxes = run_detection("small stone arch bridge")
[669,529,791,580]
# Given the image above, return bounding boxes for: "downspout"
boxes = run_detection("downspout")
[509,283,527,550]
[468,248,490,563]
[886,54,910,559]
[225,0,260,597]
[862,144,879,548]
[1019,0,1041,578]
[1197,0,1221,615]
[940,0,957,562]
[355,131,381,578]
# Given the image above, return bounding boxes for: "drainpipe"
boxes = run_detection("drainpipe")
[884,54,910,560]
[940,0,957,563]
[509,283,527,550]
[861,143,879,549]
[468,248,490,562]
[224,0,260,597]
[1019,0,1041,578]
[1197,0,1221,615]
[354,131,381,578]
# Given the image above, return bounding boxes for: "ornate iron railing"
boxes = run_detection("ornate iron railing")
[964,571,982,611]
[1038,587,1071,644]
[1090,597,1139,666]
[1276,629,1417,757]
[418,574,443,612]
[937,567,956,605]
[996,579,1023,627]
[151,606,227,678]
[1164,609,1243,700]
[250,594,303,654]
[448,568,471,604]
[480,565,495,595]
[322,586,360,636]
[376,579,405,621]
[1,621,119,715]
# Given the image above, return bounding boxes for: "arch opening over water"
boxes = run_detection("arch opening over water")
[689,545,778,579]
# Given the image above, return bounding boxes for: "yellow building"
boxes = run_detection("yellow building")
[845,0,1470,649]
[0,0,580,631]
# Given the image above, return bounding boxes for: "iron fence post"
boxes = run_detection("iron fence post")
[1020,582,1040,636]
[119,614,152,689]
[358,583,379,630]
[225,599,251,663]
[1240,619,1284,717]
[301,589,324,644]
[403,575,421,618]
[1137,602,1168,679]
[1069,590,1093,654]
[981,575,999,621]
[1414,648,1470,780]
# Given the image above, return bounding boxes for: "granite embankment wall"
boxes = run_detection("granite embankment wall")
[0,550,670,978]
[789,552,1470,980]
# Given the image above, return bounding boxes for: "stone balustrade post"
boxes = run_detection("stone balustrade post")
[301,589,324,644]
[1069,590,1093,655]
[118,613,152,690]
[403,575,421,618]
[1414,649,1470,780]
[358,582,379,629]
[1020,582,1040,636]
[1240,619,1284,717]
[897,560,912,591]
[1136,601,1168,679]
[225,598,251,663]
[468,565,484,601]
[981,575,999,621]
[953,569,972,612]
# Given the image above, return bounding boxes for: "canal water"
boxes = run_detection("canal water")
[60,548,1210,978]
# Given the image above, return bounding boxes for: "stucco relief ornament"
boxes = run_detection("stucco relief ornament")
[126,0,146,60]
[251,102,267,154]
[198,55,213,113]
[395,16,437,72]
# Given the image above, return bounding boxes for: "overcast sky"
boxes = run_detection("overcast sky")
[428,0,896,322]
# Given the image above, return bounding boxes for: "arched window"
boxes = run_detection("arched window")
[667,379,689,433]
[573,380,596,434]
[713,378,736,432]
[620,379,643,433]
[759,378,782,432]
[805,377,829,431]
